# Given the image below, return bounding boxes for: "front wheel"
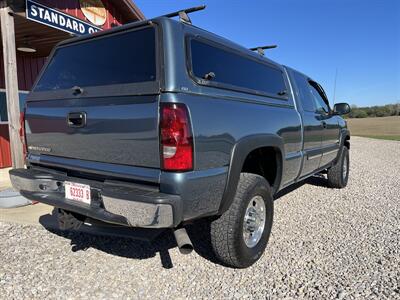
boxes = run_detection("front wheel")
[210,173,274,268]
[327,146,350,188]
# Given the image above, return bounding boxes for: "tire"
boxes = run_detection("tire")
[327,146,349,188]
[210,173,274,268]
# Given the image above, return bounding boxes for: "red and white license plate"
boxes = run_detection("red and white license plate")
[65,181,91,205]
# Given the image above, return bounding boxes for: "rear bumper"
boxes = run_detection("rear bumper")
[10,168,181,228]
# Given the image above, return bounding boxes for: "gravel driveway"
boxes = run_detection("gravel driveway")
[1,137,399,299]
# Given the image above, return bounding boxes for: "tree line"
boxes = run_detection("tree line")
[346,103,400,118]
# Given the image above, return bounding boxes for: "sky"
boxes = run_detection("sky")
[134,0,400,107]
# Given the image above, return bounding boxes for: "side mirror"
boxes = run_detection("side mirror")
[333,103,351,115]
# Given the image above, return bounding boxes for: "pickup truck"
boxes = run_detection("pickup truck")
[10,14,351,268]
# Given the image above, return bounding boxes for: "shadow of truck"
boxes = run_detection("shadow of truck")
[37,175,327,269]
[39,208,220,269]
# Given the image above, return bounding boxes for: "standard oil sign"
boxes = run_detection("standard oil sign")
[26,0,102,36]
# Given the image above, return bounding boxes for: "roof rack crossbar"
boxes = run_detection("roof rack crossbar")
[162,5,206,24]
[249,45,278,56]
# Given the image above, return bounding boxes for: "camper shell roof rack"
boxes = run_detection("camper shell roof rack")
[162,5,206,24]
[250,45,278,56]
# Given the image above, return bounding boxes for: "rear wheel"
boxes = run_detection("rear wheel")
[327,146,349,188]
[210,173,274,268]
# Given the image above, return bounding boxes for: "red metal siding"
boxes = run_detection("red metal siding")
[0,53,46,90]
[0,124,12,168]
[18,56,47,91]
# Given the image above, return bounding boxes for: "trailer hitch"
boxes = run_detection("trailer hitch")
[57,209,85,231]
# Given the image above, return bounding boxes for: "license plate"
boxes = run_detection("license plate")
[65,181,91,205]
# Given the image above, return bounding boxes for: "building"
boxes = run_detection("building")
[0,0,144,168]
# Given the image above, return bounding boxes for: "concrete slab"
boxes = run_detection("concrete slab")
[0,188,32,208]
[0,203,53,226]
[0,167,12,191]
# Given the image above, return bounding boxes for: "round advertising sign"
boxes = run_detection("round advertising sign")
[79,0,107,26]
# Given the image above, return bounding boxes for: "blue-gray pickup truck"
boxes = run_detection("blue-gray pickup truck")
[10,13,351,268]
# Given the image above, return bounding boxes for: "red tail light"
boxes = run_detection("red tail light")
[160,103,193,171]
[19,111,27,156]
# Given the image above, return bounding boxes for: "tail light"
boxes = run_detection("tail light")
[19,111,27,156]
[160,103,193,171]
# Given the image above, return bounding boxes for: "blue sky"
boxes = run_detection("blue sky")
[134,0,400,107]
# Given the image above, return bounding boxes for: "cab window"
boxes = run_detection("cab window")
[309,81,330,114]
[292,71,315,112]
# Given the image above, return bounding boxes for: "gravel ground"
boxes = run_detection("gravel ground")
[1,136,399,299]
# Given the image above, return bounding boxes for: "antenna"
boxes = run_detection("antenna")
[249,45,277,56]
[162,5,206,24]
[333,68,338,105]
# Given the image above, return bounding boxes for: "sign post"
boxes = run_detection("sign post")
[0,1,25,169]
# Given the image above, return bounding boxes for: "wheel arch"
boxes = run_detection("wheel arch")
[218,134,284,214]
[333,129,351,165]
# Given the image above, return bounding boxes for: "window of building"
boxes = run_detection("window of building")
[189,39,287,97]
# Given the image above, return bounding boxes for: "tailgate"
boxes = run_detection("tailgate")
[25,96,160,168]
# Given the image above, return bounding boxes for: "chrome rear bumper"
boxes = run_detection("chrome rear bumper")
[10,168,181,228]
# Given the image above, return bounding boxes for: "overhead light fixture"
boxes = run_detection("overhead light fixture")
[17,38,37,53]
[17,45,37,53]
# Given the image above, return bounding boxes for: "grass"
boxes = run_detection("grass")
[346,116,400,141]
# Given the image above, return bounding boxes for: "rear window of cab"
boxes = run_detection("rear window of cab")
[35,27,157,91]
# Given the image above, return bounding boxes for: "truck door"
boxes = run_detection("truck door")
[308,81,341,167]
[289,71,324,177]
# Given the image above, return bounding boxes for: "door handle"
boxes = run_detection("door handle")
[321,121,327,129]
[67,112,86,128]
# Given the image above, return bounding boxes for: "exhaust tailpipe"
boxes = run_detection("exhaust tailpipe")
[174,228,193,255]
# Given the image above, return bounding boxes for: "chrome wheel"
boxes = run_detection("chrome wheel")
[342,155,348,180]
[243,195,266,248]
